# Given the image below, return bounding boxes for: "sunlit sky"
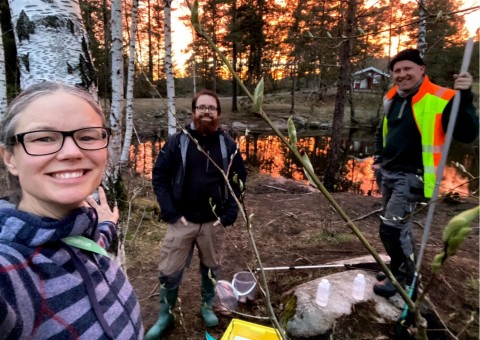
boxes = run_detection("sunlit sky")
[170,0,479,71]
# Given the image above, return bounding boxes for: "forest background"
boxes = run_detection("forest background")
[0,1,479,338]
[1,0,479,100]
[1,0,478,191]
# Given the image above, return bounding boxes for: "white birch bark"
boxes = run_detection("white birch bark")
[417,0,427,58]
[0,21,7,117]
[164,0,177,136]
[107,0,124,179]
[191,28,197,95]
[8,0,96,92]
[107,0,126,270]
[120,0,139,164]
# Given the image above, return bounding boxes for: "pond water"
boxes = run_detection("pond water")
[130,129,479,197]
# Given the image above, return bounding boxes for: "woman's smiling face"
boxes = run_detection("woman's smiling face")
[1,91,108,219]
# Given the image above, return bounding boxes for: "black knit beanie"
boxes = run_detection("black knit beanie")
[389,49,425,71]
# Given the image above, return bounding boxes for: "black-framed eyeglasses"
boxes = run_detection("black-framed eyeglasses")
[195,105,218,113]
[7,127,111,156]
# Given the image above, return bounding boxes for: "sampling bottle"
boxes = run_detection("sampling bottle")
[352,273,366,300]
[315,278,331,307]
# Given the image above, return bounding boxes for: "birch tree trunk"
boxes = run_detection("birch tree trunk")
[108,0,124,180]
[164,0,177,136]
[0,20,7,118]
[106,0,126,269]
[417,0,427,58]
[231,0,238,112]
[120,0,139,164]
[8,0,96,92]
[191,28,197,95]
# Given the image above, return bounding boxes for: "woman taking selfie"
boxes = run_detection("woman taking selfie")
[0,81,143,339]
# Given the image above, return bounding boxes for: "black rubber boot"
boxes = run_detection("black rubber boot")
[376,271,387,281]
[144,287,179,339]
[374,277,398,297]
[200,269,219,327]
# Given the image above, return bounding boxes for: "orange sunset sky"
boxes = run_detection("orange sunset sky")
[168,0,479,70]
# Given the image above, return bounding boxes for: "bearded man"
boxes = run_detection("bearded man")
[146,89,247,339]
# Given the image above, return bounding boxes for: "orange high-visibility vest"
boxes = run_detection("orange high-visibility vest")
[382,76,456,198]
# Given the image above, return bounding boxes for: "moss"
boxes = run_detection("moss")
[112,174,128,212]
[280,293,297,326]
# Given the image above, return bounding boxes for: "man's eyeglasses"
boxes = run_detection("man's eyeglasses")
[7,127,111,156]
[195,105,218,113]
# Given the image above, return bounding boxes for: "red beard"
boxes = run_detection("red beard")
[193,114,220,135]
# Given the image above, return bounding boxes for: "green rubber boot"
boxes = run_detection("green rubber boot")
[144,287,178,339]
[200,271,219,327]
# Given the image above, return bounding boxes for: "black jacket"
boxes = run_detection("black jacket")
[152,124,247,226]
[374,86,478,174]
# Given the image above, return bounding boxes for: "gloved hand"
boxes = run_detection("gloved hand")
[372,163,382,189]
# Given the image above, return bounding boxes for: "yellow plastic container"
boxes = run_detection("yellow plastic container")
[221,318,281,340]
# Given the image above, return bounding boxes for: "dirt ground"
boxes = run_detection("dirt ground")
[122,92,479,339]
[124,173,479,340]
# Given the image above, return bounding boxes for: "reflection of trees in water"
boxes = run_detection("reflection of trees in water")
[130,133,478,196]
[448,140,479,194]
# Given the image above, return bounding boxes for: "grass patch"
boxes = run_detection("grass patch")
[307,228,355,244]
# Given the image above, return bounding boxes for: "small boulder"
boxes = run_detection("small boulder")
[283,256,405,339]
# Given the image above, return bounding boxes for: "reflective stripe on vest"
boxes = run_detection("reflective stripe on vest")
[382,76,456,198]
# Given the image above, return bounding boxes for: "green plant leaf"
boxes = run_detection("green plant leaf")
[252,78,264,112]
[443,206,479,256]
[431,252,445,273]
[190,0,201,33]
[287,116,297,149]
[302,154,317,188]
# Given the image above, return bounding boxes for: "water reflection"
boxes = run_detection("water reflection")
[130,132,478,197]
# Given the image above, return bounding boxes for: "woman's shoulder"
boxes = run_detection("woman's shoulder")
[0,199,16,210]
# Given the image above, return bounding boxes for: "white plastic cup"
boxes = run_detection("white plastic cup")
[315,278,331,307]
[352,273,366,301]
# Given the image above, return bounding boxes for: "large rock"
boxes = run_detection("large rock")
[283,255,404,339]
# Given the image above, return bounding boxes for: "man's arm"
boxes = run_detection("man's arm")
[373,117,384,166]
[442,72,479,143]
[220,148,247,227]
[152,136,182,224]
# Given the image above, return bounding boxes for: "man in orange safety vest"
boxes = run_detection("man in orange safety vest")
[372,48,478,297]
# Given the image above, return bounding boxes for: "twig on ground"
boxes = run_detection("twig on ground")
[261,184,288,192]
[456,311,477,339]
[330,207,382,224]
[146,282,159,299]
[425,297,461,339]
[131,206,147,244]
[441,276,454,292]
[351,207,383,221]
[293,255,315,265]
[264,219,278,228]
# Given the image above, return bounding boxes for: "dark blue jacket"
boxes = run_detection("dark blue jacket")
[152,124,247,227]
[0,201,144,339]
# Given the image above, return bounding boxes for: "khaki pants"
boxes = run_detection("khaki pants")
[158,218,225,288]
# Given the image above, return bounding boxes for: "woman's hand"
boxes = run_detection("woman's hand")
[85,187,119,224]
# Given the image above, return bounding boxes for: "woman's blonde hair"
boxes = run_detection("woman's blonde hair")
[0,81,106,152]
